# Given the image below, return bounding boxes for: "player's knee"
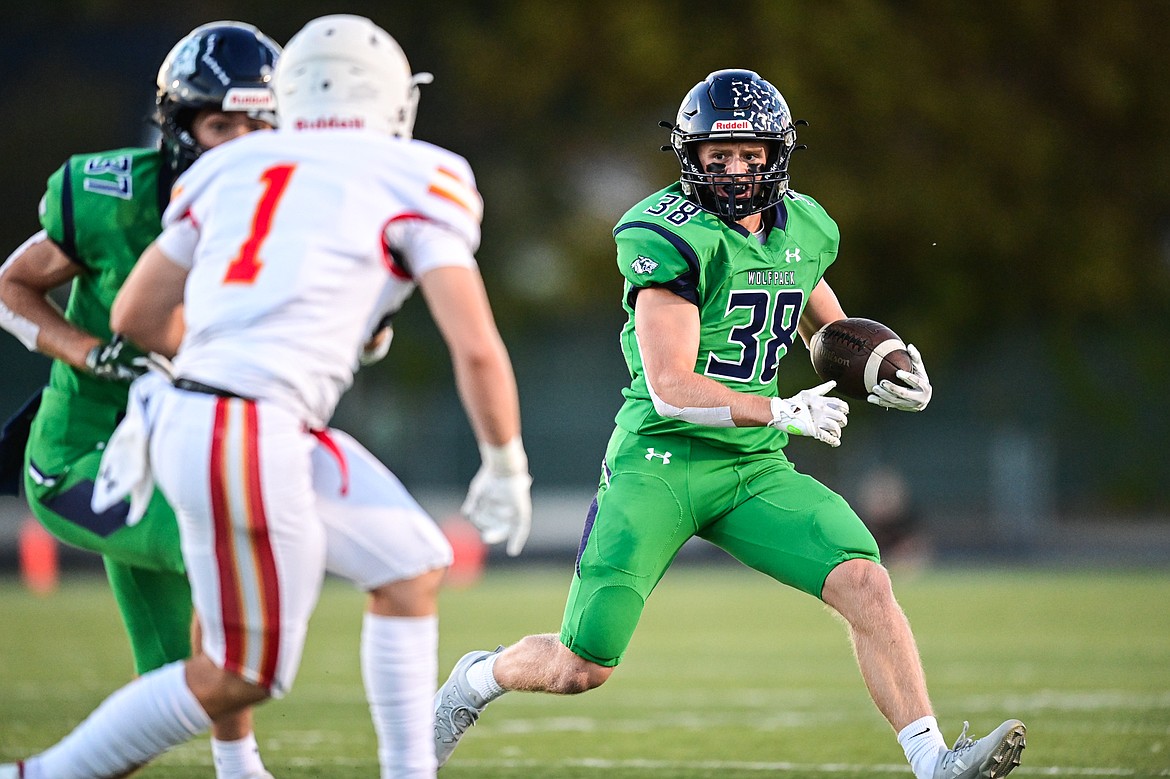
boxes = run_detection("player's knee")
[368,565,446,617]
[823,557,894,612]
[579,661,614,692]
[555,655,612,694]
[829,556,888,588]
[185,656,270,719]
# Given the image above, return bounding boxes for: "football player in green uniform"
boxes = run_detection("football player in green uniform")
[0,22,281,779]
[434,70,1026,779]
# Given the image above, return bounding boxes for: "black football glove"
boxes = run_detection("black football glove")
[85,335,147,384]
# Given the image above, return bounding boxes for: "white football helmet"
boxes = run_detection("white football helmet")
[274,14,432,137]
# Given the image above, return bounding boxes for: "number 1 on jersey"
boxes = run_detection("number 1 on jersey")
[223,163,296,284]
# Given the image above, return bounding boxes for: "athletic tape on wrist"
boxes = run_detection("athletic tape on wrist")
[479,438,528,475]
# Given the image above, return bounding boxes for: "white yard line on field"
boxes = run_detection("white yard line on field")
[454,758,1170,776]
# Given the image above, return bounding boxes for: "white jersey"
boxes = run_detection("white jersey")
[156,127,482,427]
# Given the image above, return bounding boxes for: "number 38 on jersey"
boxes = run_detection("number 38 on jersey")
[705,288,804,386]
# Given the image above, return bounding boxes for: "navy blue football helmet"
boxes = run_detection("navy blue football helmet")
[154,21,281,173]
[668,69,799,219]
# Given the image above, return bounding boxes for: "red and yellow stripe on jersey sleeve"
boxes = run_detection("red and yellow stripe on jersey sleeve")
[427,165,483,224]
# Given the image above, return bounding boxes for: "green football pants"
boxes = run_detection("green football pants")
[560,428,880,667]
[25,443,192,674]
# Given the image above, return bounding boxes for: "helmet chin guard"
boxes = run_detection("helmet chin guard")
[667,69,800,220]
[275,14,431,138]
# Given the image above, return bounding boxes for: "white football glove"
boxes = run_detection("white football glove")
[868,343,932,412]
[461,438,532,557]
[359,325,393,366]
[769,380,850,447]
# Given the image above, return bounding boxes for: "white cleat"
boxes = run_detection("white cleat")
[933,719,1026,779]
[0,763,23,779]
[433,649,499,768]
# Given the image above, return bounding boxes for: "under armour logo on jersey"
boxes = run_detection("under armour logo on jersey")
[784,247,802,263]
[631,255,659,274]
[645,448,672,464]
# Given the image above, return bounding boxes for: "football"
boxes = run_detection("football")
[810,317,914,400]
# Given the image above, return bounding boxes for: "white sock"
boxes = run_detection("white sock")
[24,661,211,779]
[898,715,947,779]
[212,732,266,779]
[361,613,438,779]
[466,653,506,702]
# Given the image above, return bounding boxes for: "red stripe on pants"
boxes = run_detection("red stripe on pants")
[243,402,281,689]
[210,398,246,676]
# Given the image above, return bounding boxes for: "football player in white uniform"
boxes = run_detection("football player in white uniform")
[2,15,530,779]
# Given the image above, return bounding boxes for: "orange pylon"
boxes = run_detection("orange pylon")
[19,517,58,595]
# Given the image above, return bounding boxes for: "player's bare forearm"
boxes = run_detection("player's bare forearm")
[419,265,523,445]
[0,235,100,368]
[4,280,99,367]
[452,341,522,446]
[635,286,773,427]
[653,366,774,427]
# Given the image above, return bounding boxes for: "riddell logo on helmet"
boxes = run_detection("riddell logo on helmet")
[295,116,366,129]
[712,120,752,130]
[222,88,276,111]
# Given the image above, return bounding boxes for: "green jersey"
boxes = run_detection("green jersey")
[33,147,166,468]
[21,147,189,674]
[612,182,840,454]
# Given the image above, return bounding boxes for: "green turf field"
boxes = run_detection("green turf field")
[1,564,1168,777]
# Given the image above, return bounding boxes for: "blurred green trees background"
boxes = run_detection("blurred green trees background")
[2,1,1168,522]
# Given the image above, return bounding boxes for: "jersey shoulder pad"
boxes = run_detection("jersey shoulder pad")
[406,140,482,248]
[41,147,157,221]
[41,147,161,260]
[614,217,701,289]
[616,183,690,226]
[783,189,839,239]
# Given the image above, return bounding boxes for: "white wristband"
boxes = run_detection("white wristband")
[479,437,528,475]
[645,374,734,428]
[0,231,50,351]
